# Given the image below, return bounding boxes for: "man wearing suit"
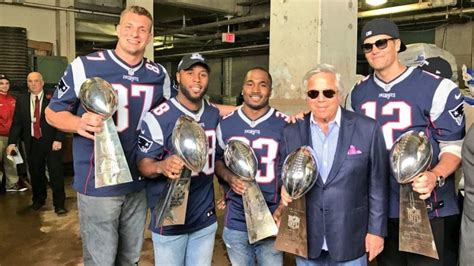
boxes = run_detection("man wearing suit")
[6,72,67,215]
[460,125,474,265]
[278,64,388,265]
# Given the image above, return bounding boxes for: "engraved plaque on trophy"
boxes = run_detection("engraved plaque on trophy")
[79,77,133,188]
[275,146,317,258]
[224,139,278,244]
[154,115,208,227]
[390,130,438,259]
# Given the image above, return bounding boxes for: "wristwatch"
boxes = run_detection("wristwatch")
[436,175,445,188]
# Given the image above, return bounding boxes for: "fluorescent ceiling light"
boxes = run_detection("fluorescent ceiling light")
[366,0,387,6]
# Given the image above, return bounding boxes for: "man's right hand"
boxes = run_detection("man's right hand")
[156,155,185,179]
[280,186,293,206]
[6,144,16,156]
[77,112,104,140]
[228,174,246,195]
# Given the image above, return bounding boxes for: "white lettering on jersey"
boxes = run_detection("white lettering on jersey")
[112,84,155,132]
[228,136,278,183]
[361,101,412,149]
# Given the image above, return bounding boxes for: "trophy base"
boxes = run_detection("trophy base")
[94,118,133,188]
[244,181,278,244]
[155,168,191,227]
[275,197,308,258]
[399,184,439,259]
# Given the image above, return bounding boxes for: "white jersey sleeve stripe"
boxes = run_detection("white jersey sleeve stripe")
[431,79,457,122]
[216,124,225,150]
[161,66,172,100]
[143,112,164,146]
[71,58,87,97]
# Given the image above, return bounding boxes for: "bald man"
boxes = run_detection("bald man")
[7,72,67,215]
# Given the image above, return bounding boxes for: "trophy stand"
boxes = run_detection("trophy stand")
[275,197,308,258]
[243,181,279,244]
[399,184,438,259]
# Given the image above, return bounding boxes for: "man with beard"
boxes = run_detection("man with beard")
[137,53,220,266]
[215,67,289,265]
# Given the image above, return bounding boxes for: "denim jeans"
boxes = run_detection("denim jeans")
[77,190,147,266]
[222,227,283,266]
[152,222,217,266]
[296,251,367,266]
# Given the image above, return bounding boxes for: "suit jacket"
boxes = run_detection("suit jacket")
[279,108,388,261]
[8,92,65,154]
[460,124,474,265]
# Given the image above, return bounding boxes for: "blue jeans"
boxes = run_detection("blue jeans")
[296,251,367,266]
[77,190,147,266]
[152,222,217,266]
[223,227,283,266]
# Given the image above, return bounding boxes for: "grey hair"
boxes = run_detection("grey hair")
[302,63,344,92]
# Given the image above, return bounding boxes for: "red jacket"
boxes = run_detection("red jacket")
[0,93,16,136]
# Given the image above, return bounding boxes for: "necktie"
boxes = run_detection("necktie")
[33,96,41,139]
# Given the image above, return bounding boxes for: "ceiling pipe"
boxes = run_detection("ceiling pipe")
[154,44,269,60]
[389,7,474,23]
[172,26,269,44]
[0,1,120,17]
[159,12,270,35]
[358,1,456,18]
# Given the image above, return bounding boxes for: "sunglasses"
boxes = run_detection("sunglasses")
[307,89,336,99]
[361,38,397,53]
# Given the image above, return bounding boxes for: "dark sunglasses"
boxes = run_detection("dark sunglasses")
[361,38,397,53]
[307,89,336,99]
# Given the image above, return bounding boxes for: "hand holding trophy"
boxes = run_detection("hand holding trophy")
[79,77,133,188]
[154,115,208,227]
[275,146,318,258]
[224,139,278,244]
[390,130,438,259]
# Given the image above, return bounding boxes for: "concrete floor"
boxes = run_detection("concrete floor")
[0,177,296,265]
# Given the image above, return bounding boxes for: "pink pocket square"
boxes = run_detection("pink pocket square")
[347,145,362,155]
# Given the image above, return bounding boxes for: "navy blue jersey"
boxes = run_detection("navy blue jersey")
[350,67,465,218]
[216,107,288,232]
[48,50,176,197]
[137,98,220,235]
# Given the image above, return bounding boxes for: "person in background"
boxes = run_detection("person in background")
[0,74,26,192]
[6,72,66,214]
[347,18,465,265]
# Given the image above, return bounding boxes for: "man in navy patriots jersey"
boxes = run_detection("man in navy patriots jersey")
[347,18,465,266]
[137,53,220,266]
[45,6,175,265]
[215,67,288,265]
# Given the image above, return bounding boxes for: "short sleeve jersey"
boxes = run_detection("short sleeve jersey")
[216,106,288,232]
[350,67,465,218]
[48,50,176,196]
[137,98,220,235]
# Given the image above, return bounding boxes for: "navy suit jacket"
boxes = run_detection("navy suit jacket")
[279,108,389,261]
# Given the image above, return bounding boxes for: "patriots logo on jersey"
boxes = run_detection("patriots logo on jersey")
[138,135,153,153]
[57,78,70,99]
[449,102,464,126]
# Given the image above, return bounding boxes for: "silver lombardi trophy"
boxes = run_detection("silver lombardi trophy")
[79,77,133,188]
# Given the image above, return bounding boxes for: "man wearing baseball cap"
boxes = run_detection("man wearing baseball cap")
[137,53,220,265]
[346,18,464,265]
[0,74,25,192]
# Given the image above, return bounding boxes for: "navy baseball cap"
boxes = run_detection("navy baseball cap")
[0,74,10,81]
[177,53,210,72]
[419,57,452,79]
[360,18,406,52]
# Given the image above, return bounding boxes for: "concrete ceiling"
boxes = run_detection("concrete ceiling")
[72,0,474,59]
